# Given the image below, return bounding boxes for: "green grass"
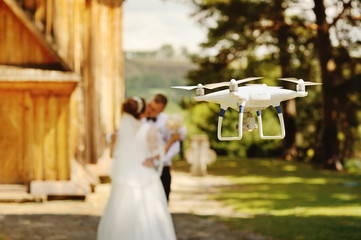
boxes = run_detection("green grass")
[174,157,361,240]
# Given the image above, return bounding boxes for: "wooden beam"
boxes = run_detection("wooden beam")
[0,65,79,93]
[34,96,46,180]
[24,91,35,182]
[96,0,125,7]
[3,0,70,70]
[0,65,80,81]
[45,0,53,36]
[57,96,70,180]
[44,95,57,180]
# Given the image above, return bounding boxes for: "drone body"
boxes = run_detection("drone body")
[194,83,307,112]
[172,78,321,141]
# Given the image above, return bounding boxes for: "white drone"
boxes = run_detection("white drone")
[172,77,321,141]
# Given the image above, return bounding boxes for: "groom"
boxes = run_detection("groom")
[142,93,185,202]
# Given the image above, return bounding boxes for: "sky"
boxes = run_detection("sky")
[122,0,206,53]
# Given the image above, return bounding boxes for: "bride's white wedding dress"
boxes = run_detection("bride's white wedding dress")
[97,113,177,240]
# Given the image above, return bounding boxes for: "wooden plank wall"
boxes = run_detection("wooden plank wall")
[8,0,125,165]
[0,91,24,184]
[49,0,125,163]
[1,0,124,175]
[0,1,58,65]
[28,92,71,181]
[0,89,71,183]
[89,2,124,162]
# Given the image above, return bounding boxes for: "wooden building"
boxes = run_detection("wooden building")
[0,0,124,197]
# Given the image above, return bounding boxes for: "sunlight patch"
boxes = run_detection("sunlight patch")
[236,176,327,185]
[272,206,361,217]
[332,193,357,202]
[282,165,297,172]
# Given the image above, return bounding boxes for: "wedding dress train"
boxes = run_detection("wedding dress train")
[97,114,177,240]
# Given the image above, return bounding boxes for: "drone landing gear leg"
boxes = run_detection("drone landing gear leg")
[257,105,286,140]
[217,102,245,141]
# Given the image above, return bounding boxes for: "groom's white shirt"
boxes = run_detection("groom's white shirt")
[142,112,185,167]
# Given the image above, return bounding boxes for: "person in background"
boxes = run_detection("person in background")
[97,96,176,240]
[143,93,186,202]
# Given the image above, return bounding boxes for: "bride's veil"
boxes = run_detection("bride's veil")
[111,113,165,184]
[111,113,141,182]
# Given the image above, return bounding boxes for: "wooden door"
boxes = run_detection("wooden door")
[0,91,25,184]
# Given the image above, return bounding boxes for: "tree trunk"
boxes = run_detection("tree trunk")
[275,0,297,161]
[313,0,342,170]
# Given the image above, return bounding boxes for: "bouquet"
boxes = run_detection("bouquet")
[166,113,184,131]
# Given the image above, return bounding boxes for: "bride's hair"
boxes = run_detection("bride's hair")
[122,96,146,119]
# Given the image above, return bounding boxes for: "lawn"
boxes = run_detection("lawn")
[174,157,361,240]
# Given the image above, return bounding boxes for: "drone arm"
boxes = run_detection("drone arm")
[217,102,245,141]
[257,105,286,140]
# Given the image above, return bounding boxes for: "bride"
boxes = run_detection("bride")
[97,96,177,240]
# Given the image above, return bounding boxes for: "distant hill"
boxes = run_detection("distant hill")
[124,57,196,109]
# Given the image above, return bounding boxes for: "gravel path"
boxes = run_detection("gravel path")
[0,170,273,240]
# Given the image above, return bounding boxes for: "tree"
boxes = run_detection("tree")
[186,0,361,166]
[187,0,316,158]
[313,0,361,169]
[274,0,297,161]
[158,44,175,59]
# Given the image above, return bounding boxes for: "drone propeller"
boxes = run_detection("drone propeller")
[203,77,263,89]
[171,83,205,90]
[171,86,198,90]
[278,78,322,92]
[278,78,322,86]
[171,77,263,91]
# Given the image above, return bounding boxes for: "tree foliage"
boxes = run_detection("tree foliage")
[186,0,361,166]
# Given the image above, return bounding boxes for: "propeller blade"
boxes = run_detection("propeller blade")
[304,82,322,86]
[278,78,299,84]
[204,77,263,89]
[171,86,198,90]
[278,78,322,86]
[236,77,263,84]
[203,82,229,89]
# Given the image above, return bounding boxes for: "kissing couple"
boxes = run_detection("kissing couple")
[98,94,186,240]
